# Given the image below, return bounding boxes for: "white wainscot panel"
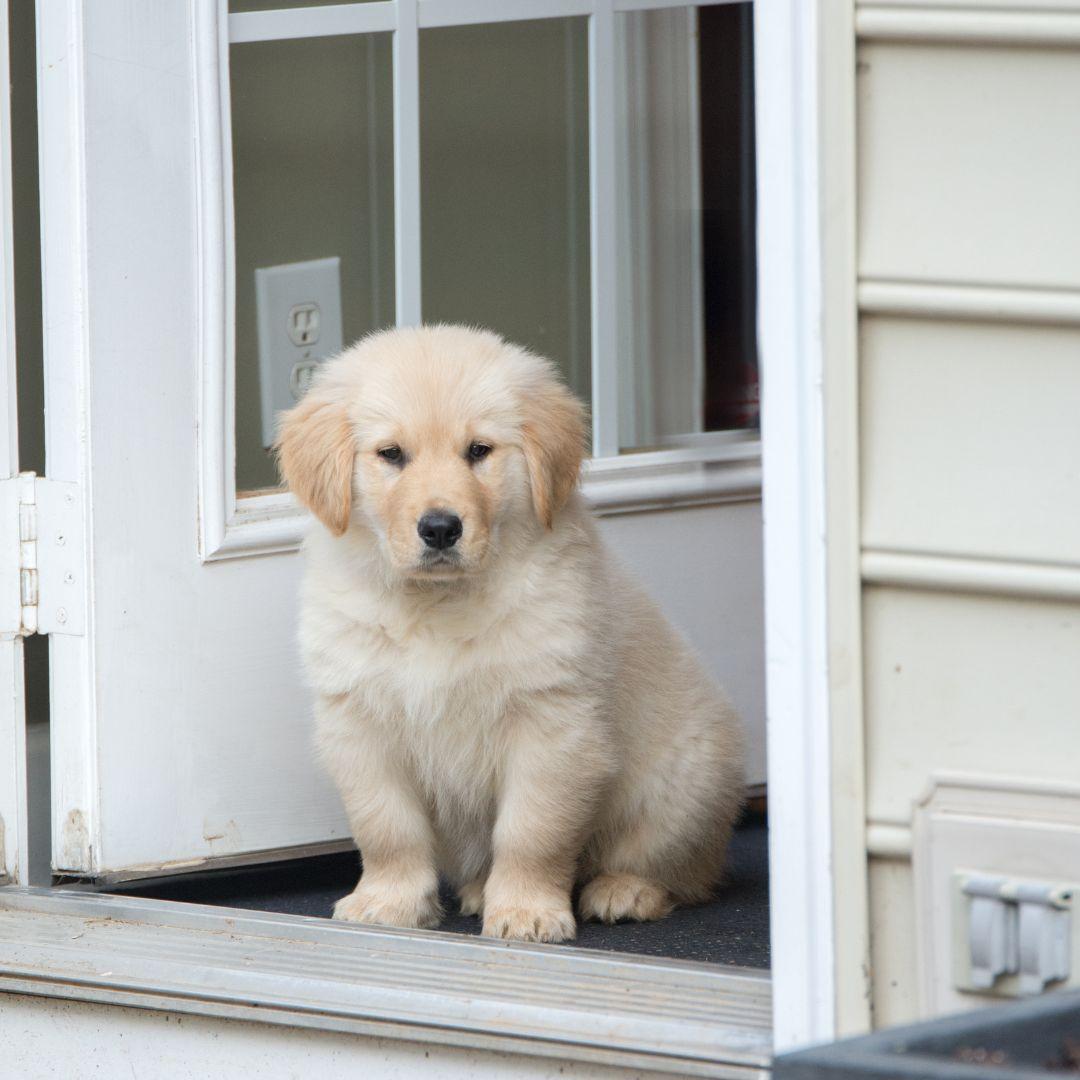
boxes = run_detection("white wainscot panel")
[598,500,766,787]
[863,586,1080,825]
[858,40,1080,288]
[861,316,1080,565]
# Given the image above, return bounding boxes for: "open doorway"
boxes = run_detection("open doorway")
[12,1,767,969]
[134,0,766,969]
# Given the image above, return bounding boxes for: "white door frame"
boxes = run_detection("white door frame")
[25,0,870,1055]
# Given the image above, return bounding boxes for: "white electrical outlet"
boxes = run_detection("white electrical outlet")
[255,256,344,449]
[913,775,1080,1016]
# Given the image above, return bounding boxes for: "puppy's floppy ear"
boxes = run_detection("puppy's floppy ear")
[521,376,587,529]
[275,390,356,537]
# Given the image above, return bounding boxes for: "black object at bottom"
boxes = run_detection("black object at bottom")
[774,990,1080,1079]
[117,816,770,969]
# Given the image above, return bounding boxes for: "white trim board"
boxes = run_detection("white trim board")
[756,0,869,1053]
[856,5,1080,45]
[862,550,1080,603]
[859,280,1080,326]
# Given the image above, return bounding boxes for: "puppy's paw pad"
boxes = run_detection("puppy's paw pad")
[457,880,485,918]
[579,874,673,924]
[482,905,576,943]
[333,885,442,930]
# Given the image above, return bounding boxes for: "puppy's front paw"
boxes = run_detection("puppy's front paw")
[482,903,577,943]
[579,873,673,924]
[333,881,442,930]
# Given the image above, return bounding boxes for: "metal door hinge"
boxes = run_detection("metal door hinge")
[0,472,84,637]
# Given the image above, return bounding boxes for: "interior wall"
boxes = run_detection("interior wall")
[854,22,1080,1025]
[598,500,766,787]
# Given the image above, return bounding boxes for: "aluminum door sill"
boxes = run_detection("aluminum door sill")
[0,887,772,1078]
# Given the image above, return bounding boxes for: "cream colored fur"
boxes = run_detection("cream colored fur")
[278,325,744,943]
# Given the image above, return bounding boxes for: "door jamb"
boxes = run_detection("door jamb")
[757,0,870,1052]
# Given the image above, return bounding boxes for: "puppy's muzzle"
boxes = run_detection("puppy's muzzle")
[417,510,463,551]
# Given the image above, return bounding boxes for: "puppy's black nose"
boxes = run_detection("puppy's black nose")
[418,511,463,550]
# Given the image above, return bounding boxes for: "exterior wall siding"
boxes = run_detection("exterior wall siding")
[855,1,1080,1025]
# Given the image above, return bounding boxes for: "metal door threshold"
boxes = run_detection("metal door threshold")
[0,887,772,1078]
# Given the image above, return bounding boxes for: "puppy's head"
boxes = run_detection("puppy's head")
[276,325,586,581]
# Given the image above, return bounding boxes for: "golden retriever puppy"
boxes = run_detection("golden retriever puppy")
[277,324,744,943]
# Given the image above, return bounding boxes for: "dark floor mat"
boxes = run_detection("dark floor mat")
[117,816,769,968]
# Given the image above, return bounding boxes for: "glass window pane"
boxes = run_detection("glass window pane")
[419,18,591,408]
[616,3,757,452]
[231,34,394,495]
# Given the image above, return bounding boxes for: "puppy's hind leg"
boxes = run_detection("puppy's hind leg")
[579,871,674,924]
[579,800,729,924]
[578,812,684,924]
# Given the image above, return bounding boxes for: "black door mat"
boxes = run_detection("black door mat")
[115,814,769,969]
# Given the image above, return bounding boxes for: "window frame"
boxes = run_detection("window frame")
[196,0,762,561]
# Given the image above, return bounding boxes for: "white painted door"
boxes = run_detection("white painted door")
[39,0,763,880]
[0,0,28,886]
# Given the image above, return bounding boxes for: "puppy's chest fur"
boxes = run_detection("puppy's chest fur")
[305,559,597,812]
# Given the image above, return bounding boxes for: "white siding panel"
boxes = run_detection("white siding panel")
[867,857,919,1030]
[861,316,1080,564]
[858,41,1080,288]
[864,586,1080,825]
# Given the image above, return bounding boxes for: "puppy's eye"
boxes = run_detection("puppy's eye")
[377,445,403,464]
[467,442,492,463]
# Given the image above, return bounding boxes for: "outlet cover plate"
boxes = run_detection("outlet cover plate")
[952,870,1077,998]
[255,256,343,449]
[913,774,1080,1017]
